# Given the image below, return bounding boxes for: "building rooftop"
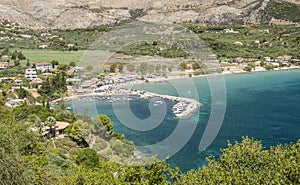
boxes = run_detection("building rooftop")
[36,62,52,66]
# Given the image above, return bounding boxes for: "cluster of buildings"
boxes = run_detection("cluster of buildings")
[218,54,300,73]
[232,55,300,68]
[24,62,54,85]
[1,60,84,93]
[231,55,294,64]
[74,73,144,94]
[0,61,68,107]
[0,61,56,89]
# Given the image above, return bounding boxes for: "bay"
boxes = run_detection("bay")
[70,70,300,172]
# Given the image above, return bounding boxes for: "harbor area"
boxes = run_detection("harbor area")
[56,86,200,118]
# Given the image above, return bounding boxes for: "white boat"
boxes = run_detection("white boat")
[174,110,182,114]
[153,100,164,106]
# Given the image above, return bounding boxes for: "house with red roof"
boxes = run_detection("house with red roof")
[36,62,53,71]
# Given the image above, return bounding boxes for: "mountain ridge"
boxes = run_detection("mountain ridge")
[0,0,299,29]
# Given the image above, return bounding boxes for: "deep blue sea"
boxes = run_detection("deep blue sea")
[70,70,300,172]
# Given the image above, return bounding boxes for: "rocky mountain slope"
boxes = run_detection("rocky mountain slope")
[0,0,299,29]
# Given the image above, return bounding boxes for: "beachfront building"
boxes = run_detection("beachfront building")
[281,55,293,61]
[36,62,53,71]
[275,55,292,62]
[80,79,99,89]
[25,68,38,80]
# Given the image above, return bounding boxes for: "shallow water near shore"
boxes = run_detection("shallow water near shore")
[69,70,300,172]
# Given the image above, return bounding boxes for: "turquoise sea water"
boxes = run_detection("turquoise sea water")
[70,70,300,172]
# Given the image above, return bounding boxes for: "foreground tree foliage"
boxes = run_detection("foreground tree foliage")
[59,157,172,185]
[0,106,48,184]
[178,137,300,185]
[1,104,300,184]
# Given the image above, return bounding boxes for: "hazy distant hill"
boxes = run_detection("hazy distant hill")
[0,0,299,29]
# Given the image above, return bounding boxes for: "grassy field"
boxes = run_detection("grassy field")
[21,49,87,65]
[21,49,120,69]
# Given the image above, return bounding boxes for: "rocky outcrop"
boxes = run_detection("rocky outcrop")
[0,0,298,29]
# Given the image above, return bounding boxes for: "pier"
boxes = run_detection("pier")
[52,81,200,118]
[138,91,200,118]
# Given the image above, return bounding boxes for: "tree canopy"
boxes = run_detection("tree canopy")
[178,137,300,185]
[1,104,300,184]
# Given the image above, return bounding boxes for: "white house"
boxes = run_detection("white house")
[67,44,74,48]
[224,29,239,34]
[38,45,48,49]
[36,62,53,71]
[25,68,38,80]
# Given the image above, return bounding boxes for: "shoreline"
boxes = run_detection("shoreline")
[221,65,300,75]
[52,67,300,117]
[54,87,201,118]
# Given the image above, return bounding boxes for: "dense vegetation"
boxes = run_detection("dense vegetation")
[179,137,300,184]
[49,24,300,60]
[1,17,300,62]
[0,65,26,78]
[185,24,300,60]
[38,71,68,100]
[117,41,188,58]
[1,102,300,184]
[0,20,132,50]
[265,0,300,23]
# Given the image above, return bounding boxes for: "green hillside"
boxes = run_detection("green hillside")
[265,0,300,23]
